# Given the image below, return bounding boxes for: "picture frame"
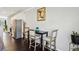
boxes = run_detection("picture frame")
[37,7,46,21]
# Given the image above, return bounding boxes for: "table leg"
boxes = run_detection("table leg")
[40,35,43,51]
[27,31,29,48]
[46,32,48,37]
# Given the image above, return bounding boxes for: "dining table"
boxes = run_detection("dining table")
[27,29,48,51]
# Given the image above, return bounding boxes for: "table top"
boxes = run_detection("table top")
[29,29,48,34]
[36,31,48,34]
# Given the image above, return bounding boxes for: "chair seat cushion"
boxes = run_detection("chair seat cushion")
[30,34,41,39]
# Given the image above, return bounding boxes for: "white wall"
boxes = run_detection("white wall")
[11,7,79,51]
[0,26,4,50]
[0,26,3,40]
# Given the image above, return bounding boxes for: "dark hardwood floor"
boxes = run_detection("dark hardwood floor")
[3,33,50,51]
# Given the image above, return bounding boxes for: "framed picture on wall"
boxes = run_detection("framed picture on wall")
[37,7,46,21]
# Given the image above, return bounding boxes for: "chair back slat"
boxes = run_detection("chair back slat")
[29,30,35,36]
[51,29,58,40]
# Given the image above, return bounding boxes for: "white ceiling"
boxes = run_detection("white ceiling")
[0,7,30,17]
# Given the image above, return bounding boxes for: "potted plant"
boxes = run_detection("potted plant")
[3,20,8,32]
[71,31,79,44]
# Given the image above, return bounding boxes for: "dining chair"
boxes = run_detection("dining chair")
[23,27,29,39]
[43,29,58,51]
[29,30,41,51]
